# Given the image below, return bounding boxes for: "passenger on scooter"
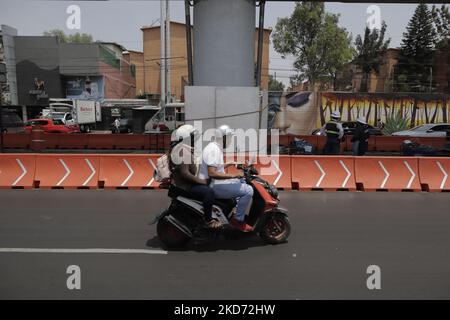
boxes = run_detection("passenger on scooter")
[170,125,222,229]
[199,125,254,232]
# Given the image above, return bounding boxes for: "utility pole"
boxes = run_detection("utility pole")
[165,0,171,103]
[160,0,166,111]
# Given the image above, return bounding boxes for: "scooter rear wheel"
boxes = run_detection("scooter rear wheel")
[157,218,190,248]
[260,213,291,244]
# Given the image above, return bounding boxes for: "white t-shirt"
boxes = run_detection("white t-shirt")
[199,141,237,186]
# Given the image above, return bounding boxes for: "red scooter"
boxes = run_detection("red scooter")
[153,164,291,248]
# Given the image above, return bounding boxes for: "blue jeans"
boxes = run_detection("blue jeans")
[212,180,253,221]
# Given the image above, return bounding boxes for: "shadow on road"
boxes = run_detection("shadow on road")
[145,233,277,253]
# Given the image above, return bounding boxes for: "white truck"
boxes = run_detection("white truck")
[46,99,102,133]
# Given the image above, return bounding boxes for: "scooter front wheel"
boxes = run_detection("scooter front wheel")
[259,213,291,244]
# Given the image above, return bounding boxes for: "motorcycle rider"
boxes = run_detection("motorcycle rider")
[320,110,344,155]
[199,125,254,232]
[169,124,222,229]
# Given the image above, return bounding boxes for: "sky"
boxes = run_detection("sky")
[0,1,443,86]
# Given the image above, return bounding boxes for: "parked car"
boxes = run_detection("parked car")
[24,119,80,134]
[1,108,24,133]
[110,118,133,133]
[391,123,450,137]
[311,121,383,136]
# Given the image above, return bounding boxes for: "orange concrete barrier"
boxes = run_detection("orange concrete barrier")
[115,134,149,150]
[0,154,36,188]
[98,154,160,189]
[225,154,292,189]
[87,134,116,149]
[374,136,406,152]
[354,157,420,191]
[418,158,450,192]
[57,134,88,149]
[290,156,356,191]
[42,133,60,149]
[3,133,31,149]
[34,154,100,189]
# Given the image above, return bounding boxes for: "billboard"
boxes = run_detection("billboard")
[65,76,104,100]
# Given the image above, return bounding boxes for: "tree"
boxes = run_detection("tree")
[432,4,450,50]
[395,4,437,92]
[43,29,94,43]
[272,2,354,89]
[268,75,285,92]
[354,22,390,92]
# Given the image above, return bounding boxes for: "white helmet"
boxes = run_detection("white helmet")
[331,111,341,119]
[171,124,197,143]
[357,116,367,125]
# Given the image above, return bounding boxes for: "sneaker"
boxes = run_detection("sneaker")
[230,218,254,232]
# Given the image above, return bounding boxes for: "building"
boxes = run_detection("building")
[0,25,19,105]
[10,34,136,108]
[133,21,271,100]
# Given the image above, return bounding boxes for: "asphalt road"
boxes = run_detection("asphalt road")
[0,190,449,299]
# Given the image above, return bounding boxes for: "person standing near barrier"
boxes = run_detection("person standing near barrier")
[352,116,370,156]
[320,111,344,155]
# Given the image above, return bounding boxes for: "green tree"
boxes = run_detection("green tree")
[432,4,450,50]
[43,29,94,43]
[395,4,437,92]
[268,75,285,92]
[354,22,390,92]
[272,2,354,89]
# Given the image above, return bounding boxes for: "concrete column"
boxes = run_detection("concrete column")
[193,0,255,87]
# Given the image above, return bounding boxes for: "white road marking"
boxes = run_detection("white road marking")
[57,159,71,186]
[83,159,96,186]
[0,248,167,255]
[339,160,351,188]
[12,159,27,186]
[272,159,283,186]
[146,158,157,186]
[403,161,416,189]
[121,159,134,186]
[378,161,389,189]
[436,161,448,190]
[314,160,325,187]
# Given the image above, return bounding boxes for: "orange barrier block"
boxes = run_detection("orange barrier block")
[42,133,60,149]
[290,156,356,191]
[355,157,420,191]
[224,154,292,189]
[374,136,406,152]
[34,154,100,189]
[115,134,148,150]
[3,133,31,149]
[87,134,116,149]
[254,155,292,189]
[418,158,450,192]
[0,154,36,188]
[99,154,160,189]
[416,137,447,150]
[58,134,88,149]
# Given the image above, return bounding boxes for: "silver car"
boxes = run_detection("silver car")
[392,123,450,137]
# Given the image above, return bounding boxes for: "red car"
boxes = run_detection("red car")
[24,118,80,134]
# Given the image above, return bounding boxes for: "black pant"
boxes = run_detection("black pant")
[323,138,340,155]
[190,184,215,221]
